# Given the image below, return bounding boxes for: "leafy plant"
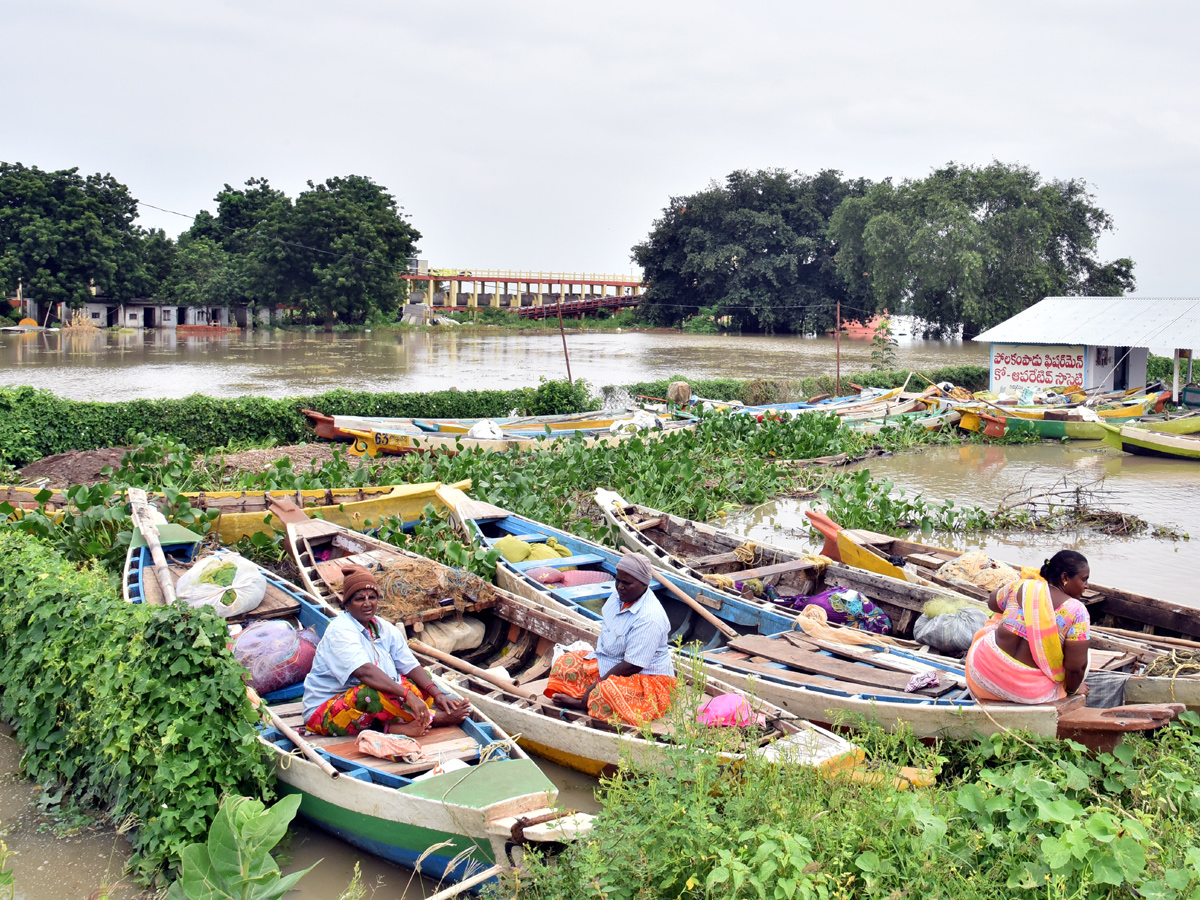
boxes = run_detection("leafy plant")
[374,505,503,581]
[869,316,899,370]
[165,794,316,900]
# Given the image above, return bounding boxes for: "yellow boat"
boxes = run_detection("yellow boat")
[177,479,471,543]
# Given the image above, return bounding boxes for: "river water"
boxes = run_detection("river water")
[3,328,1198,897]
[0,327,986,400]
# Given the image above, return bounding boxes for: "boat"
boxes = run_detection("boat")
[3,480,472,544]
[176,479,473,544]
[435,489,1107,740]
[303,408,697,456]
[849,407,962,436]
[122,492,587,886]
[270,500,864,779]
[805,510,1200,647]
[955,391,1168,440]
[1100,423,1200,460]
[592,489,1195,737]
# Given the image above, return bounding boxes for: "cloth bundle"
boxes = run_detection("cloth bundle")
[494,535,573,564]
[696,693,766,728]
[355,730,426,763]
[176,551,266,618]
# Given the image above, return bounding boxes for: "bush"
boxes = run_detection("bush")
[0,380,594,466]
[0,532,272,884]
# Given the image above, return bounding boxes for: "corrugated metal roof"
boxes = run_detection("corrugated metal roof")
[972,297,1200,354]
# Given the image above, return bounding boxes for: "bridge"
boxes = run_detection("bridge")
[400,264,644,315]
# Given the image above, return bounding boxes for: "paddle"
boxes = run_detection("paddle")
[247,687,339,779]
[127,488,178,606]
[409,639,539,702]
[629,551,741,641]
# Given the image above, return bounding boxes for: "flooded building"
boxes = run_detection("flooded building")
[973,296,1200,401]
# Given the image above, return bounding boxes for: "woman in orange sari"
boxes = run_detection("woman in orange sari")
[965,550,1091,704]
[546,554,676,726]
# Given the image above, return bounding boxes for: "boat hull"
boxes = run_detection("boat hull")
[1101,424,1200,460]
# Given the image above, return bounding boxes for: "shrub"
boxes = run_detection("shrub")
[0,532,272,884]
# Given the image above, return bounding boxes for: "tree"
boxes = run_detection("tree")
[0,162,147,311]
[161,233,244,308]
[632,169,870,334]
[254,175,421,330]
[828,162,1136,338]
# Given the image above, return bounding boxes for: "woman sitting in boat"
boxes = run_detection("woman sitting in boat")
[965,550,1091,705]
[546,554,676,726]
[303,565,471,737]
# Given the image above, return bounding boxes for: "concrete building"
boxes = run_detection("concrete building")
[973,297,1200,402]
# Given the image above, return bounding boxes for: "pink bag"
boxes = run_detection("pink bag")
[696,693,766,728]
[525,566,565,585]
[560,570,613,587]
[355,730,426,763]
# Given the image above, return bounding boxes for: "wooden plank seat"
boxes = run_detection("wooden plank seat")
[553,583,616,603]
[706,651,925,701]
[511,554,606,572]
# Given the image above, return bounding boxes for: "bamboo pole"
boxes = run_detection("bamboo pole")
[628,551,740,641]
[557,296,573,383]
[248,687,340,779]
[423,865,507,900]
[127,488,178,606]
[409,640,539,701]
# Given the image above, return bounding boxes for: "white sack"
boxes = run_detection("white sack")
[175,551,266,618]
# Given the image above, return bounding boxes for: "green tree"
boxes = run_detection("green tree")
[828,161,1136,338]
[632,169,870,334]
[253,175,420,330]
[161,233,244,307]
[0,162,147,312]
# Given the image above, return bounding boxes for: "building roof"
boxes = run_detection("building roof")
[973,297,1200,354]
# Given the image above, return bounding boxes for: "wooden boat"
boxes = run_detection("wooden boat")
[806,510,1200,644]
[1100,423,1200,460]
[177,479,472,544]
[303,408,696,456]
[849,408,962,436]
[955,392,1167,440]
[593,489,1195,736]
[272,502,863,779]
[436,489,1087,740]
[122,496,586,885]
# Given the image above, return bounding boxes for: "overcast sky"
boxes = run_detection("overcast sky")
[5,1,1198,293]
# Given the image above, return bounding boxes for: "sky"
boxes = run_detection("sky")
[5,0,1199,292]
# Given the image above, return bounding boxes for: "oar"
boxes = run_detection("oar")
[630,552,740,641]
[409,640,539,701]
[247,687,340,779]
[127,488,178,606]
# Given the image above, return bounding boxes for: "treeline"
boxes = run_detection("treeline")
[633,163,1136,338]
[0,163,419,329]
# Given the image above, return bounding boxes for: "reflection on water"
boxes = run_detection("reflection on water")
[0,328,986,401]
[722,443,1200,608]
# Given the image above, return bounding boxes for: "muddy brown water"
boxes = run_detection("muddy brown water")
[0,328,985,400]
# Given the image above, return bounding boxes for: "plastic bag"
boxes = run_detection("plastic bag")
[696,693,766,728]
[466,419,505,440]
[913,605,989,654]
[233,621,319,694]
[420,616,485,654]
[175,551,266,617]
[356,729,425,763]
[610,411,665,435]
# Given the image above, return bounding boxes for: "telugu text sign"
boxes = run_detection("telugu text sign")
[991,343,1086,394]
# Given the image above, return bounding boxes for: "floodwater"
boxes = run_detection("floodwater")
[0,327,986,401]
[723,442,1200,608]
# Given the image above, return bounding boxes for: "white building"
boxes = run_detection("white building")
[973,297,1200,401]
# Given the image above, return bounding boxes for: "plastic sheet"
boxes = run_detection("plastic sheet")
[232,620,319,694]
[176,551,266,618]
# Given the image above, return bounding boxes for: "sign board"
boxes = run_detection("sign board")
[990,343,1086,395]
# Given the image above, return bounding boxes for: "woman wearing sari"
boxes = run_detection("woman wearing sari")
[965,550,1091,704]
[545,554,677,727]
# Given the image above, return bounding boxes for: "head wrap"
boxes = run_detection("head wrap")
[616,553,653,587]
[339,565,378,605]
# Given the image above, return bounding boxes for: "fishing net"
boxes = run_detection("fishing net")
[936,552,1022,594]
[1144,649,1200,678]
[233,621,319,694]
[335,556,498,621]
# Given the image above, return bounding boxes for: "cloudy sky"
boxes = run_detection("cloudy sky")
[5,1,1197,292]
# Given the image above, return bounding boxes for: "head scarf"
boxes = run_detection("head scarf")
[616,553,653,587]
[339,565,378,605]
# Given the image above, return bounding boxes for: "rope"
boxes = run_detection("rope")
[702,573,736,590]
[790,604,904,647]
[733,541,758,565]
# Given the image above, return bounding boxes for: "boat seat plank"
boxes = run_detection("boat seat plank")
[721,558,823,582]
[706,652,919,701]
[228,582,301,624]
[727,635,952,696]
[552,584,615,602]
[511,554,606,572]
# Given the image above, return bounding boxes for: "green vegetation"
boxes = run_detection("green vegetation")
[0,532,272,884]
[505,714,1200,900]
[166,794,315,900]
[0,380,592,467]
